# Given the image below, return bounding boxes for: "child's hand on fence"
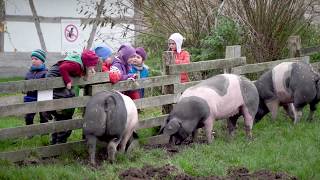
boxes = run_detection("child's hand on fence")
[66,82,72,89]
[109,71,121,84]
[128,73,137,81]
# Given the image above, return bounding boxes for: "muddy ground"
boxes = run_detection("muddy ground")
[119,164,298,180]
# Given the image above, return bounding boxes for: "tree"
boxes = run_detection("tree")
[78,0,222,48]
[226,0,318,63]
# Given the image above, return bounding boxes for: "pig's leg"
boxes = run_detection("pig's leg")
[308,100,318,121]
[227,114,240,138]
[241,107,254,140]
[292,91,308,124]
[86,135,97,166]
[107,138,121,163]
[265,99,279,120]
[118,128,135,153]
[283,103,294,120]
[203,117,214,144]
[191,129,198,142]
[290,104,302,124]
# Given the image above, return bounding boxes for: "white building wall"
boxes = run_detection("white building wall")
[4,0,135,53]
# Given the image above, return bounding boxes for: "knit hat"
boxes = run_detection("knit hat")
[81,50,99,67]
[168,33,184,53]
[94,43,112,60]
[118,44,136,63]
[31,49,46,62]
[136,47,147,61]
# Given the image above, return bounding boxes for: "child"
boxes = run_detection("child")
[168,33,190,83]
[94,43,113,72]
[109,44,138,84]
[126,47,149,99]
[46,49,99,144]
[24,49,49,125]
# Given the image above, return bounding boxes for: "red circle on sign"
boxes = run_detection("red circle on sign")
[64,24,79,42]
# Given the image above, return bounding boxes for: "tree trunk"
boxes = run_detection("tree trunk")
[86,0,105,49]
[28,0,47,51]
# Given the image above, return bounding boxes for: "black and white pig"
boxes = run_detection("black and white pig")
[160,74,259,144]
[83,90,138,165]
[255,61,320,124]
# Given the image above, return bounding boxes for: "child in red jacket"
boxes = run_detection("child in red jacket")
[46,49,99,144]
[168,33,190,83]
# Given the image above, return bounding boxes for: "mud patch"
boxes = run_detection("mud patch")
[143,136,207,155]
[119,165,298,180]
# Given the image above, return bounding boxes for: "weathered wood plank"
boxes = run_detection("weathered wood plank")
[0,95,23,106]
[0,140,85,162]
[0,96,90,117]
[0,115,168,140]
[0,134,170,162]
[0,119,83,140]
[300,45,320,56]
[311,61,320,70]
[168,57,246,74]
[0,94,178,117]
[137,115,168,130]
[0,72,109,94]
[174,81,200,94]
[134,94,179,109]
[231,56,310,75]
[90,75,180,94]
[141,135,170,146]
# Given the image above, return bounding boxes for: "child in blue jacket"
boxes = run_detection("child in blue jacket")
[127,47,149,99]
[24,49,49,125]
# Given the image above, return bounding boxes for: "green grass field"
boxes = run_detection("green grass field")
[0,107,319,180]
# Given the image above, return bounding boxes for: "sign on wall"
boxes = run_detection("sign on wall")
[61,19,85,54]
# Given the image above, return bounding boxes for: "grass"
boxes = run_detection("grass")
[0,107,319,179]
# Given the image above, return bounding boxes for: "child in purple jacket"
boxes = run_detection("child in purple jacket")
[109,44,138,83]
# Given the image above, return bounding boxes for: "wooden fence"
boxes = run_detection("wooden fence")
[0,42,319,162]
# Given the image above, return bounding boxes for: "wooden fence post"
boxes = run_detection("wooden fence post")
[162,51,175,114]
[288,36,301,58]
[225,45,241,73]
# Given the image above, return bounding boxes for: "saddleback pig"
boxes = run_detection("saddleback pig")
[160,74,259,144]
[255,61,320,124]
[83,90,138,165]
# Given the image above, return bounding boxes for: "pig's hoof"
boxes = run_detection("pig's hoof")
[88,162,98,169]
[246,136,254,141]
[108,159,115,164]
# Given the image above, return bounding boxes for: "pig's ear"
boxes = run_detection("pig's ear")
[159,114,171,134]
[163,118,181,135]
[104,95,117,112]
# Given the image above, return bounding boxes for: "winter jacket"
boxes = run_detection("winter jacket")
[174,49,190,83]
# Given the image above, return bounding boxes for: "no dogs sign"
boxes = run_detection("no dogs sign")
[61,19,84,54]
[64,24,78,42]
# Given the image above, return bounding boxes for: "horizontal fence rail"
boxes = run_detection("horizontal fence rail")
[231,56,310,75]
[0,115,169,140]
[174,81,201,94]
[300,45,320,56]
[168,57,246,74]
[0,72,109,94]
[90,75,180,94]
[0,94,179,117]
[0,134,171,163]
[0,141,86,162]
